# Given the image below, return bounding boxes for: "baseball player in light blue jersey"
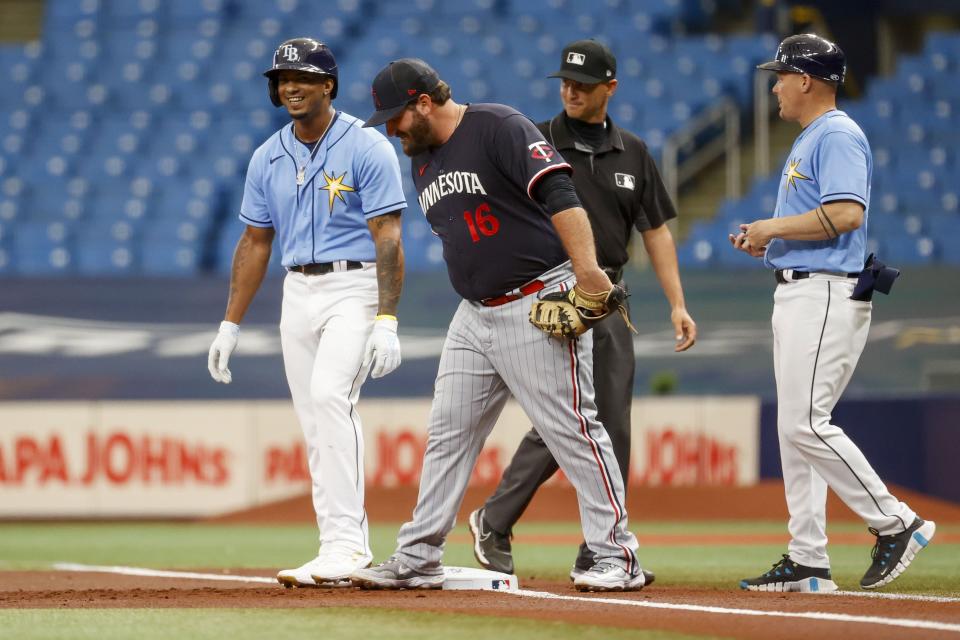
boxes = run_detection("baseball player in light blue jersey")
[207,38,407,588]
[732,34,934,592]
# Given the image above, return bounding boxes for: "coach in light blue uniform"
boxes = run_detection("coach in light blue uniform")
[762,110,871,274]
[732,34,934,594]
[207,38,407,589]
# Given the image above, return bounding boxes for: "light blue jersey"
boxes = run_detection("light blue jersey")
[763,110,871,273]
[240,111,406,267]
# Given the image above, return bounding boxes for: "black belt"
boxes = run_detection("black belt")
[289,260,364,275]
[775,269,860,284]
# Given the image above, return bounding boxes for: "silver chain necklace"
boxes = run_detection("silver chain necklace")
[294,113,335,185]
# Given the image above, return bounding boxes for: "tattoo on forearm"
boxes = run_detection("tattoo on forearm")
[817,206,840,239]
[376,238,403,315]
[228,234,252,304]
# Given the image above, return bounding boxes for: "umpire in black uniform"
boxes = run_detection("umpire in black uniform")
[469,39,697,579]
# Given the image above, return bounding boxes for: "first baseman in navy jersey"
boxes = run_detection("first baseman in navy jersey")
[734,34,934,592]
[350,58,649,592]
[207,38,407,588]
[470,39,697,581]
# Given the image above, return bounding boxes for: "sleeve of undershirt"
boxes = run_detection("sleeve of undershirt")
[532,170,582,215]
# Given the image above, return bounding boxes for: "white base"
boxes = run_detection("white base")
[442,566,519,591]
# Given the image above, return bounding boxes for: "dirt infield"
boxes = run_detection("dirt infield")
[2,570,959,640]
[7,484,958,639]
[210,481,960,525]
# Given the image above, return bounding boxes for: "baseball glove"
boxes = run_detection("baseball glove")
[529,283,636,339]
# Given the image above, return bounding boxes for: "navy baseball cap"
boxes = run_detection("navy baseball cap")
[548,39,617,84]
[363,58,440,127]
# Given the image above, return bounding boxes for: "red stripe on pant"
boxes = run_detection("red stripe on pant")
[566,339,633,573]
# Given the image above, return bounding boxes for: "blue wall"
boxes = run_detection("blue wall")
[760,397,960,504]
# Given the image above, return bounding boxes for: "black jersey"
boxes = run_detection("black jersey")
[539,113,677,272]
[411,103,572,301]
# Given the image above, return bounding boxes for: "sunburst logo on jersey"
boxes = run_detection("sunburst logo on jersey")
[784,158,811,192]
[319,170,355,214]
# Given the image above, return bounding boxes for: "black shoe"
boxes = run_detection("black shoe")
[468,508,514,574]
[860,517,936,590]
[740,554,837,592]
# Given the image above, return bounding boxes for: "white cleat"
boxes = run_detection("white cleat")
[573,562,647,592]
[310,551,373,585]
[277,556,327,588]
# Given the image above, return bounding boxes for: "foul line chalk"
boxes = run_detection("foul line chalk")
[509,589,960,634]
[832,589,960,604]
[51,563,960,633]
[53,563,276,585]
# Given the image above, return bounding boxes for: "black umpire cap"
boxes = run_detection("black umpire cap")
[548,39,617,84]
[757,33,846,84]
[363,58,440,127]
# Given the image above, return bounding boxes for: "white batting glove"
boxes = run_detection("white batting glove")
[363,316,401,379]
[207,321,240,384]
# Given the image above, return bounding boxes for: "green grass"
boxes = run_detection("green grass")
[0,520,956,595]
[0,609,710,640]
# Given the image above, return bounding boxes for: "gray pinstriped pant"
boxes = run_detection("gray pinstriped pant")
[395,262,640,574]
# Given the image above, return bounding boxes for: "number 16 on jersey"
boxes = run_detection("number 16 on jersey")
[463,203,500,243]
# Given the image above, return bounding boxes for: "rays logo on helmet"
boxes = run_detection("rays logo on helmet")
[566,52,586,65]
[281,45,300,62]
[528,141,554,162]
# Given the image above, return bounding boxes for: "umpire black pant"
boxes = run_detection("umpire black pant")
[481,301,636,570]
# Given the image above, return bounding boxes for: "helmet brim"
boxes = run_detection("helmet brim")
[756,60,804,74]
[263,64,336,79]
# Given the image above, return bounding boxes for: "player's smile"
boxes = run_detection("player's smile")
[277,70,329,120]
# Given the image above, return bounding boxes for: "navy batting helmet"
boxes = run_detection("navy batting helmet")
[757,34,846,84]
[263,37,338,107]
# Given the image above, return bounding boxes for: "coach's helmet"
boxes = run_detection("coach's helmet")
[263,37,338,107]
[757,34,846,84]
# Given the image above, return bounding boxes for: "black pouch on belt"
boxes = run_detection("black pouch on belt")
[851,253,900,302]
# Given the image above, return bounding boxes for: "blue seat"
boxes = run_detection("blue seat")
[166,0,225,23]
[44,0,101,24]
[73,232,138,275]
[676,237,718,268]
[0,220,14,264]
[880,234,936,265]
[11,221,74,275]
[0,243,12,274]
[924,32,960,72]
[140,239,202,276]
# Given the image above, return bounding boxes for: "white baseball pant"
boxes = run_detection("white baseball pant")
[280,264,378,559]
[773,274,916,568]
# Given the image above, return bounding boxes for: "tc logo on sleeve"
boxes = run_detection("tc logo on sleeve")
[566,52,586,65]
[615,173,635,190]
[528,141,555,162]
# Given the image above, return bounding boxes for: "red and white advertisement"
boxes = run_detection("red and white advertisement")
[0,396,758,517]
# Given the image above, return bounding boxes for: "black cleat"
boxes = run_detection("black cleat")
[740,554,837,593]
[468,508,514,574]
[860,517,936,589]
